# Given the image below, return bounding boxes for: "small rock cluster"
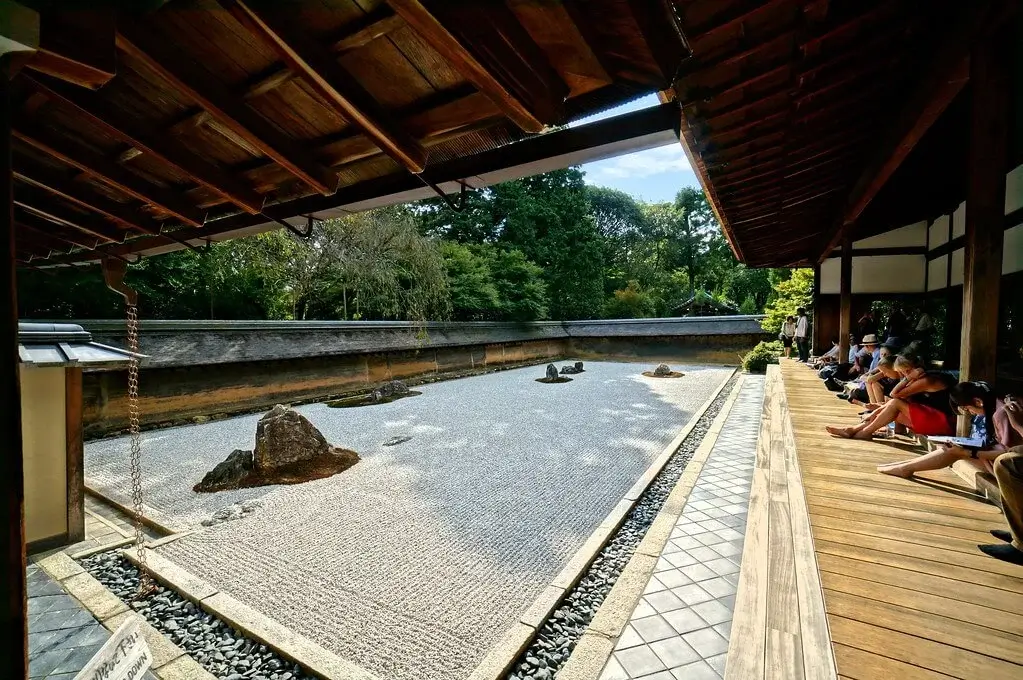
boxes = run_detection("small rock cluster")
[371,380,411,402]
[506,375,738,680]
[202,499,263,527]
[654,363,672,377]
[560,362,585,375]
[79,551,316,680]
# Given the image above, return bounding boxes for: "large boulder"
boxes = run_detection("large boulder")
[254,404,332,472]
[195,449,253,492]
[545,364,559,380]
[654,363,672,377]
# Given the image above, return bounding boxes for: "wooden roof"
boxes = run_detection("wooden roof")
[671,0,1014,267]
[10,0,688,267]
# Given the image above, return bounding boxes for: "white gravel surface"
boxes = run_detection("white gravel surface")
[86,361,733,680]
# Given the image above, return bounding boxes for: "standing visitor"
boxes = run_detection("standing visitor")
[915,307,935,359]
[856,310,878,345]
[886,305,909,340]
[780,315,796,358]
[794,307,810,362]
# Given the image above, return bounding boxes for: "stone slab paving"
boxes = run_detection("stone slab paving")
[85,361,732,680]
[27,562,157,680]
[599,376,764,680]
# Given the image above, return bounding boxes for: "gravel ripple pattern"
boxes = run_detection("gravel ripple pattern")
[80,551,314,680]
[505,374,741,680]
[86,362,733,680]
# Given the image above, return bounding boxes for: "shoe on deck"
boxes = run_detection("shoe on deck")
[978,542,1023,565]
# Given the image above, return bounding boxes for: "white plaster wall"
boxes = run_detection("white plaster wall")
[853,221,927,249]
[929,215,949,250]
[951,248,964,286]
[1006,163,1023,214]
[953,201,966,239]
[820,257,840,295]
[21,367,67,545]
[1004,224,1023,275]
[928,255,948,291]
[851,255,926,293]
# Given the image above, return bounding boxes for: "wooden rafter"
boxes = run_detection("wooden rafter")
[16,211,102,251]
[819,3,999,259]
[386,0,565,133]
[26,10,117,89]
[684,0,792,44]
[240,6,406,101]
[626,0,688,84]
[116,20,338,196]
[682,63,791,107]
[12,159,162,235]
[21,73,264,214]
[224,0,428,174]
[12,121,205,227]
[681,30,795,79]
[13,189,127,244]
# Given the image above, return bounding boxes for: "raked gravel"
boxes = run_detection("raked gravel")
[86,361,733,680]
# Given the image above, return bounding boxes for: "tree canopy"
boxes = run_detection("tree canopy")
[17,167,796,323]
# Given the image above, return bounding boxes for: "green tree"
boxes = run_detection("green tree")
[483,247,548,321]
[762,268,813,334]
[723,265,773,312]
[586,186,646,293]
[604,280,657,319]
[739,296,758,315]
[440,242,499,320]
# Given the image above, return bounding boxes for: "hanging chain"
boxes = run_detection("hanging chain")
[126,304,154,598]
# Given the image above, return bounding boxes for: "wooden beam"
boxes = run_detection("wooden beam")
[626,0,688,84]
[14,186,126,243]
[65,367,84,542]
[685,0,791,44]
[11,122,204,227]
[15,211,101,251]
[682,29,795,79]
[13,159,163,234]
[116,20,337,195]
[240,6,405,100]
[15,220,76,255]
[701,88,789,124]
[683,64,791,107]
[0,62,28,680]
[959,27,1011,389]
[225,0,427,173]
[385,0,564,133]
[26,10,116,89]
[839,237,852,359]
[22,73,264,213]
[812,263,822,353]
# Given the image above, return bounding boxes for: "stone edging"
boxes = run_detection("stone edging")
[467,368,740,680]
[84,486,185,536]
[555,375,747,680]
[119,548,381,680]
[33,551,216,680]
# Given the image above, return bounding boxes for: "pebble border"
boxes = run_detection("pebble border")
[79,551,317,680]
[502,374,742,680]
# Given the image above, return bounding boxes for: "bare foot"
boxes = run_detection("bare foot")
[826,425,854,438]
[865,403,882,411]
[877,464,913,478]
[852,430,879,441]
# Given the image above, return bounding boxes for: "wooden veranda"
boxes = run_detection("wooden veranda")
[726,362,1023,680]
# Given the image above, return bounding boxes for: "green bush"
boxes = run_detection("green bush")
[742,340,783,373]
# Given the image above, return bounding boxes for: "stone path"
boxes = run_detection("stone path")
[27,564,109,679]
[599,376,764,680]
[87,361,733,680]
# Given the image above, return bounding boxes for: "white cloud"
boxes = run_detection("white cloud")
[584,144,692,181]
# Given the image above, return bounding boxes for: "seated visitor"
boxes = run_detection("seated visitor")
[877,383,1023,476]
[820,335,859,384]
[850,355,900,410]
[780,315,796,359]
[825,354,955,440]
[814,337,840,367]
[877,389,1023,566]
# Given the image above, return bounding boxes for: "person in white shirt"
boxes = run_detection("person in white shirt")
[794,307,810,362]
[779,315,797,358]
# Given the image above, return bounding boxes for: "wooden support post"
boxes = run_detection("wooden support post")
[0,58,28,679]
[65,367,83,543]
[838,238,852,363]
[959,32,1009,390]
[812,264,822,355]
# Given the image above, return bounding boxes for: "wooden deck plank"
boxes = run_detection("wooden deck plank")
[832,644,957,680]
[820,571,1023,636]
[779,361,1023,679]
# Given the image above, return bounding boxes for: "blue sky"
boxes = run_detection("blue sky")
[574,94,700,204]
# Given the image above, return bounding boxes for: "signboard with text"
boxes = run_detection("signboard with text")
[73,616,152,680]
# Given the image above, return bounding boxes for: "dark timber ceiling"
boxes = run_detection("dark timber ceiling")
[10,0,688,267]
[671,0,1015,267]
